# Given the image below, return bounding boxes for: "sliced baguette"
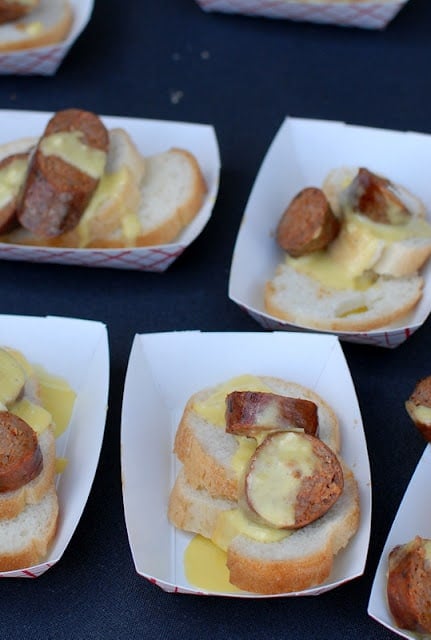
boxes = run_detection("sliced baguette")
[0,136,206,249]
[89,147,207,248]
[0,0,73,52]
[265,263,423,332]
[168,465,360,594]
[0,485,58,571]
[174,376,340,502]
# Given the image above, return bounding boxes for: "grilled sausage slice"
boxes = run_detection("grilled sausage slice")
[225,391,318,437]
[345,167,411,225]
[276,187,340,257]
[405,375,431,443]
[17,109,109,237]
[0,411,43,492]
[387,536,431,634]
[244,431,343,529]
[0,0,39,24]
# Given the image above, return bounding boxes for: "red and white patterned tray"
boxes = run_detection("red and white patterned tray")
[0,0,93,75]
[195,0,409,29]
[0,110,220,272]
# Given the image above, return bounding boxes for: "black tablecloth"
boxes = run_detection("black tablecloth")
[1,1,430,637]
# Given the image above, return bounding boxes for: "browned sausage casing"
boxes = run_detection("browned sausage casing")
[387,536,431,634]
[276,187,340,257]
[0,411,43,492]
[347,167,411,225]
[225,390,318,437]
[17,109,109,237]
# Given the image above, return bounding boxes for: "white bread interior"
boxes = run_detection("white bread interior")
[0,0,73,52]
[265,265,424,333]
[0,486,58,572]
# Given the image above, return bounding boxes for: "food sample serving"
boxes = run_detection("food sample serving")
[265,166,431,333]
[0,344,75,571]
[0,108,207,249]
[168,373,360,594]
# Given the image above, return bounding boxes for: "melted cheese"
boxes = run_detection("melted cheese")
[212,508,289,551]
[0,348,75,438]
[192,375,273,427]
[77,167,130,247]
[288,211,431,291]
[248,432,316,527]
[33,365,76,438]
[184,534,242,593]
[40,131,106,180]
[0,156,28,209]
[411,404,431,424]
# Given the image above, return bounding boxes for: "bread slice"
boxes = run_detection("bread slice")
[0,135,206,249]
[322,166,431,278]
[168,465,360,594]
[0,485,58,571]
[90,147,207,248]
[265,165,431,332]
[174,376,340,502]
[0,0,73,52]
[265,264,424,332]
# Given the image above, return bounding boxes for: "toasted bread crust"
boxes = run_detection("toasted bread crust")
[0,486,58,572]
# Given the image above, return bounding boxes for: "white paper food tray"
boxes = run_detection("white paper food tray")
[0,0,94,75]
[194,0,409,29]
[0,314,109,578]
[121,330,371,597]
[228,116,431,348]
[0,109,220,271]
[368,445,431,638]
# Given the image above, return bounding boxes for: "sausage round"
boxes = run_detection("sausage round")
[387,536,431,634]
[244,431,343,529]
[347,167,411,224]
[17,109,109,237]
[276,187,340,257]
[0,411,43,492]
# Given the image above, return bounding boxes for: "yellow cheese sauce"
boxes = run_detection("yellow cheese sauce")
[184,506,291,593]
[192,374,273,427]
[40,131,107,180]
[287,210,431,291]
[0,347,76,469]
[184,534,242,593]
[77,167,137,247]
[247,432,315,527]
[184,374,295,592]
[410,404,431,425]
[0,156,28,209]
[33,365,76,438]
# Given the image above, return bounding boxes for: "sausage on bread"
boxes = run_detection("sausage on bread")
[168,375,360,594]
[265,166,431,332]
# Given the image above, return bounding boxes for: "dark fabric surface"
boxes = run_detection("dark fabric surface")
[0,0,430,637]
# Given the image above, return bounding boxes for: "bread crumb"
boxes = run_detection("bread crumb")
[170,90,184,105]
